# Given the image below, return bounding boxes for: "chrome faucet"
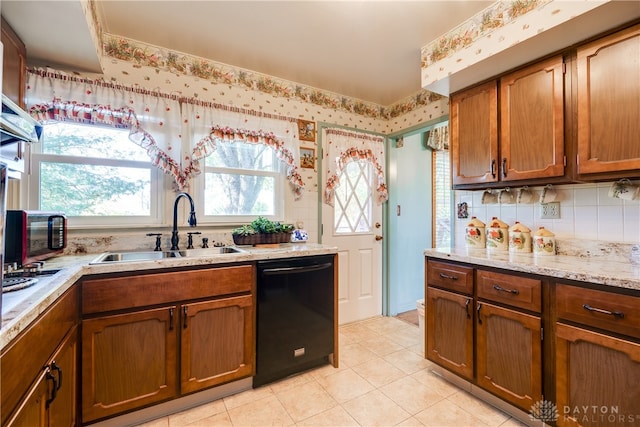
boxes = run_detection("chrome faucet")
[171,192,197,250]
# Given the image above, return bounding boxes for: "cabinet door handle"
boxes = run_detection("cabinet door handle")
[490,159,496,178]
[169,307,175,331]
[477,303,483,325]
[183,306,188,329]
[502,158,507,178]
[465,298,471,319]
[493,284,520,295]
[582,304,624,318]
[439,272,458,281]
[51,361,62,391]
[45,369,58,408]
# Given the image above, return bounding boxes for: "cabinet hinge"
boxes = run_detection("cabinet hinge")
[541,326,544,341]
[563,155,567,167]
[562,62,566,74]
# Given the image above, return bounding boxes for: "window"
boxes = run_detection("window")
[333,160,373,234]
[28,122,162,226]
[196,141,284,223]
[433,149,451,247]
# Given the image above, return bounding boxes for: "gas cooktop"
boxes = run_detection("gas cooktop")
[2,262,60,293]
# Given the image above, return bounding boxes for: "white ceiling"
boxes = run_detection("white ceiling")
[2,0,493,105]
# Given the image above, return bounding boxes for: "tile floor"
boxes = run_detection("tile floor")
[138,316,528,427]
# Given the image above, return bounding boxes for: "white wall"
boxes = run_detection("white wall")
[453,181,640,249]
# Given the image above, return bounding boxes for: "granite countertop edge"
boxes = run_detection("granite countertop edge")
[1,244,337,349]
[424,247,640,292]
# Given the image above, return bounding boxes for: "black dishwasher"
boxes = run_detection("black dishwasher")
[254,254,335,387]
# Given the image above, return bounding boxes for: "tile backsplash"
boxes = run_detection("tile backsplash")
[454,181,640,259]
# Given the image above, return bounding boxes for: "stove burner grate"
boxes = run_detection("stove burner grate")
[2,277,39,293]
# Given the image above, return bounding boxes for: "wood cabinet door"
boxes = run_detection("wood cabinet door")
[1,16,27,107]
[4,368,49,427]
[576,24,640,175]
[500,56,565,181]
[180,295,254,394]
[48,328,78,427]
[426,287,474,381]
[451,80,499,186]
[81,306,178,423]
[556,323,640,427]
[475,302,542,412]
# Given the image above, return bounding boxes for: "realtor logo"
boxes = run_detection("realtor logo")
[530,400,559,423]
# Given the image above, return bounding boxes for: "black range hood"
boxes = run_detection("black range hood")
[1,94,42,145]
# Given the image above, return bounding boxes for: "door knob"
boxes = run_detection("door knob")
[375,235,383,241]
[375,222,381,228]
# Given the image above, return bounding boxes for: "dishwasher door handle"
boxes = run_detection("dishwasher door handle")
[261,262,333,276]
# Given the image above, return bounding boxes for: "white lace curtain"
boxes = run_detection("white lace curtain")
[323,128,387,206]
[25,68,186,187]
[425,121,449,151]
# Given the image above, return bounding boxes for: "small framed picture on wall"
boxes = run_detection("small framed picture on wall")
[300,147,315,169]
[298,119,316,142]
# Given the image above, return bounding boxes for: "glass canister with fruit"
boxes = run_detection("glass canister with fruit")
[465,216,486,249]
[486,217,509,251]
[509,221,532,253]
[533,227,556,256]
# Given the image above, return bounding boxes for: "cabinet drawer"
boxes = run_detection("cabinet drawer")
[83,265,254,314]
[556,283,640,339]
[426,260,473,295]
[477,270,542,313]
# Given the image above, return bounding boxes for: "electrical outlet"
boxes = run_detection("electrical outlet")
[540,202,561,219]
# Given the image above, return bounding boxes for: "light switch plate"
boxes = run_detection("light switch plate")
[540,202,560,219]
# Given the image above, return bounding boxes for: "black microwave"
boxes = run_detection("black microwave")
[4,210,67,266]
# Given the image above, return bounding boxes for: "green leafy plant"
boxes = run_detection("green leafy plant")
[231,224,256,236]
[232,217,294,235]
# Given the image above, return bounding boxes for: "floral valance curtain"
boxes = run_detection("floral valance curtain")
[25,68,186,187]
[181,101,304,199]
[324,128,387,206]
[425,121,449,151]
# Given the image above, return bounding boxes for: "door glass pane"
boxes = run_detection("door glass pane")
[334,161,373,234]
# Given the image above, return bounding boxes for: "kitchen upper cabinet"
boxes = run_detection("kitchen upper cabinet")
[181,295,254,395]
[451,56,566,188]
[451,81,498,186]
[576,24,640,176]
[1,16,27,108]
[499,56,565,182]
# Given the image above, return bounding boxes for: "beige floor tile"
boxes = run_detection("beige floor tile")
[384,348,431,375]
[395,416,425,426]
[410,369,462,398]
[136,418,169,427]
[351,357,406,388]
[447,391,511,426]
[342,389,412,426]
[339,322,383,343]
[315,368,375,403]
[413,399,487,427]
[308,362,347,379]
[339,342,379,367]
[275,381,338,422]
[268,370,315,394]
[359,335,405,357]
[167,399,226,426]
[384,327,421,348]
[499,417,532,427]
[183,411,232,426]
[297,405,360,426]
[227,394,295,426]
[379,376,446,415]
[222,385,274,411]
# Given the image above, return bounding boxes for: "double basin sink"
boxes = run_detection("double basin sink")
[90,247,244,264]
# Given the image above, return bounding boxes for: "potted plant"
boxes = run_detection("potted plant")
[232,217,294,245]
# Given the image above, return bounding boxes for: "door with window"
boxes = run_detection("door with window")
[321,131,384,325]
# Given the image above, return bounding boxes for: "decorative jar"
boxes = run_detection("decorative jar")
[465,217,486,249]
[533,227,556,256]
[486,217,509,251]
[508,221,532,253]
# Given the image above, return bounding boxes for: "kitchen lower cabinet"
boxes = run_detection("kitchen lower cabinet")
[426,286,474,381]
[475,302,542,412]
[181,295,254,394]
[80,264,255,424]
[1,287,79,427]
[81,306,178,423]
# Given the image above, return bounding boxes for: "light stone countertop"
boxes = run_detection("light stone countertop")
[424,247,640,292]
[1,243,337,350]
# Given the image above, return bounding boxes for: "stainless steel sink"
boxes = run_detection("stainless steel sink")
[90,247,244,264]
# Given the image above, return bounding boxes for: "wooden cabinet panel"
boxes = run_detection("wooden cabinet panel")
[476,302,542,411]
[556,283,640,338]
[451,80,499,186]
[426,286,474,380]
[426,260,474,295]
[500,56,565,181]
[1,287,79,426]
[556,323,640,427]
[576,24,640,175]
[477,270,542,313]
[81,307,178,423]
[82,264,254,314]
[4,368,49,427]
[181,295,254,394]
[1,16,27,108]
